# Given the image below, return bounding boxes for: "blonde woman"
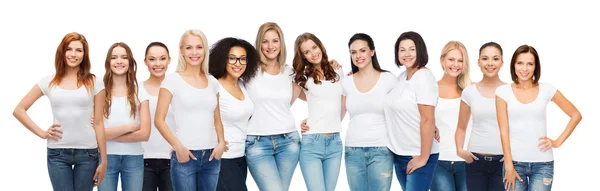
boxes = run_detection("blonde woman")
[430,41,472,191]
[154,29,227,191]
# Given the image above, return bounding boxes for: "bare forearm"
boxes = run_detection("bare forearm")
[556,113,582,146]
[420,118,434,158]
[155,119,182,149]
[94,122,107,163]
[104,124,135,140]
[455,127,467,152]
[13,108,45,138]
[112,129,149,142]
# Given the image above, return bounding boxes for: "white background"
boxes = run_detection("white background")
[1,0,598,190]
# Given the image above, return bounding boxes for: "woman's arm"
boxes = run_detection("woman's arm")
[210,93,227,161]
[112,100,151,142]
[406,104,435,174]
[92,89,107,186]
[291,82,303,105]
[539,90,582,151]
[455,101,477,162]
[13,85,58,139]
[340,95,347,120]
[155,89,183,150]
[496,96,522,190]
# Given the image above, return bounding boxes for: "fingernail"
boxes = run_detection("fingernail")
[475,157,479,160]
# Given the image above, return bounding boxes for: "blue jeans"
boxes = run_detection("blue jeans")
[394,153,439,191]
[217,156,248,191]
[245,131,301,191]
[299,133,343,191]
[47,148,99,191]
[170,149,221,191]
[344,146,393,191]
[431,160,467,191]
[143,159,173,191]
[504,161,554,191]
[467,153,504,191]
[98,154,144,191]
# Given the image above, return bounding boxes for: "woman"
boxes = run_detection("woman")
[140,42,175,191]
[455,42,506,191]
[430,41,472,191]
[384,31,439,191]
[13,32,107,191]
[99,42,151,191]
[496,45,582,191]
[292,32,344,191]
[244,22,301,191]
[343,33,396,191]
[208,37,259,191]
[154,29,228,191]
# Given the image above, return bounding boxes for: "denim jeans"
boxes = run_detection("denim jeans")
[299,133,343,191]
[170,149,221,191]
[344,146,393,191]
[216,156,248,191]
[98,154,144,191]
[431,160,467,191]
[504,161,554,191]
[143,159,173,191]
[245,131,301,191]
[47,148,99,191]
[394,153,439,191]
[467,153,504,191]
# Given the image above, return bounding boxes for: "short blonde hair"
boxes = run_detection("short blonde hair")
[176,29,210,74]
[440,41,472,91]
[255,22,287,72]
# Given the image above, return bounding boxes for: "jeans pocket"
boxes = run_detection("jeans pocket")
[47,149,62,158]
[301,134,316,145]
[285,131,301,144]
[245,136,257,148]
[87,149,99,159]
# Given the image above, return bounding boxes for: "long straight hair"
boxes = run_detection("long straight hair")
[103,42,139,119]
[49,32,95,93]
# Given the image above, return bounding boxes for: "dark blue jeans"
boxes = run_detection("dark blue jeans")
[216,156,248,191]
[394,153,439,191]
[170,149,221,191]
[431,160,467,191]
[143,158,173,191]
[47,148,99,191]
[467,153,504,191]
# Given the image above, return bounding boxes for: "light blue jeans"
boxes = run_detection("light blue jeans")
[245,131,301,191]
[504,161,554,191]
[98,154,144,191]
[344,146,393,191]
[299,133,343,191]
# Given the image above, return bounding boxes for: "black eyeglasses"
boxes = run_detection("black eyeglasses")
[228,56,247,65]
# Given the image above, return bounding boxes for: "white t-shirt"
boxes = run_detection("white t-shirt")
[37,75,104,149]
[104,88,149,155]
[141,84,176,159]
[436,97,471,161]
[385,69,439,156]
[161,73,220,150]
[246,65,296,135]
[219,81,254,159]
[495,83,557,162]
[304,68,344,134]
[343,72,397,147]
[462,84,503,155]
